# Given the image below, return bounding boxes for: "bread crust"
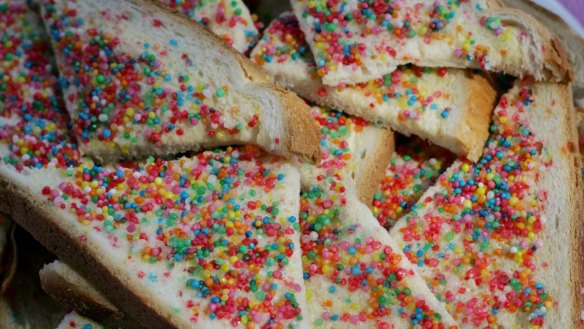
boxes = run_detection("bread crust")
[39,262,122,323]
[502,0,584,96]
[275,86,322,163]
[564,88,584,329]
[460,72,498,161]
[485,5,573,82]
[354,128,395,205]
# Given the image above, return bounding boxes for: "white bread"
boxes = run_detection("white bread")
[251,13,498,161]
[503,0,584,98]
[294,134,456,327]
[42,0,320,163]
[160,0,259,53]
[286,108,455,328]
[33,105,456,329]
[390,79,583,328]
[56,312,104,329]
[372,136,455,230]
[298,188,458,328]
[290,0,572,86]
[0,147,310,329]
[37,105,399,329]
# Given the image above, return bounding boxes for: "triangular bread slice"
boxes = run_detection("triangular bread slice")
[42,0,320,163]
[372,136,455,230]
[39,105,401,328]
[251,13,497,161]
[293,108,456,328]
[161,0,259,53]
[503,0,584,98]
[299,187,458,328]
[0,148,310,329]
[289,0,572,86]
[390,79,583,327]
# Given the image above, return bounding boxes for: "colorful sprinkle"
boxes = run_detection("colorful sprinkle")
[391,79,559,327]
[372,136,454,230]
[291,0,532,84]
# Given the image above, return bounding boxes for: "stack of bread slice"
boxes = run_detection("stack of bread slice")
[0,0,582,328]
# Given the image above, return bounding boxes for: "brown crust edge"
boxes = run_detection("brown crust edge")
[0,175,174,329]
[355,128,395,205]
[489,2,574,82]
[565,87,584,329]
[459,72,498,162]
[138,0,321,164]
[275,87,322,164]
[39,263,122,323]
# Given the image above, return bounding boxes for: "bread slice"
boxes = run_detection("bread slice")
[0,145,312,329]
[251,13,497,161]
[372,136,455,230]
[503,0,584,98]
[299,187,458,328]
[42,0,320,163]
[43,118,457,329]
[293,111,455,328]
[56,312,104,329]
[289,0,572,86]
[160,0,259,53]
[40,261,121,323]
[390,79,583,328]
[294,106,395,205]
[35,104,398,328]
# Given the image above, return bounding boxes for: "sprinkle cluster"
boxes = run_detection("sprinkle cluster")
[372,137,454,230]
[294,0,514,81]
[252,13,454,123]
[303,106,367,181]
[0,1,80,171]
[3,5,306,327]
[300,185,452,328]
[43,1,258,155]
[42,146,305,327]
[298,107,451,327]
[395,81,554,327]
[162,0,258,52]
